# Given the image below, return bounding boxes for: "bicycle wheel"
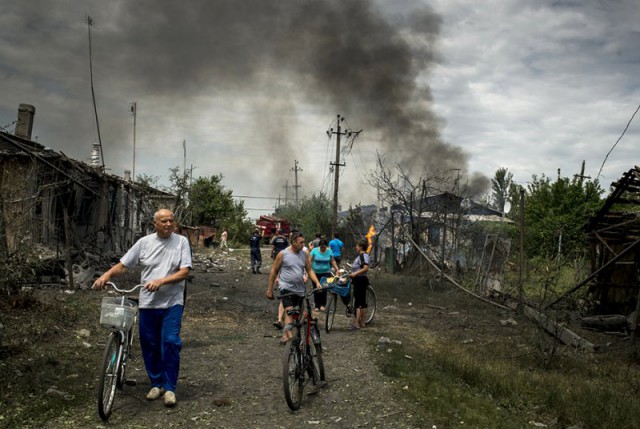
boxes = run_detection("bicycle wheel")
[283,338,304,411]
[97,332,123,421]
[310,326,325,382]
[325,292,337,333]
[364,285,377,325]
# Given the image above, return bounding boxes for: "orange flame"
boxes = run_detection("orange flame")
[365,224,376,254]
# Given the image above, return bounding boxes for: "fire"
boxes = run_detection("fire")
[365,224,376,254]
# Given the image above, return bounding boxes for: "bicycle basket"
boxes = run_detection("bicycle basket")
[331,281,351,297]
[100,297,137,330]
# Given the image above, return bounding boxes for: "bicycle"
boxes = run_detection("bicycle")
[279,286,329,411]
[324,267,377,333]
[96,282,144,421]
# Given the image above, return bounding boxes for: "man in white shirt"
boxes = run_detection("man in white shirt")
[93,208,192,407]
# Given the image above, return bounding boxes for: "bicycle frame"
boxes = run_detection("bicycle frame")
[97,282,143,421]
[280,287,327,410]
[324,268,377,332]
[289,295,314,347]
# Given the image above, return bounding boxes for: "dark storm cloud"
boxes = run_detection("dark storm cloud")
[97,0,481,187]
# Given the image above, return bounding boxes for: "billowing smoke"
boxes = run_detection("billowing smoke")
[3,0,488,199]
[100,0,487,195]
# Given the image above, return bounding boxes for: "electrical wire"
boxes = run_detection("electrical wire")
[597,103,640,180]
[0,120,17,132]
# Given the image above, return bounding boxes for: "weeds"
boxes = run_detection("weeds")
[375,332,640,428]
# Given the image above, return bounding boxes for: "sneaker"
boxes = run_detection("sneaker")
[256,268,261,274]
[252,268,256,274]
[146,387,165,400]
[164,391,177,407]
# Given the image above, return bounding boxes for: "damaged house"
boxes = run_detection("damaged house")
[581,166,640,314]
[0,104,172,288]
[371,192,506,273]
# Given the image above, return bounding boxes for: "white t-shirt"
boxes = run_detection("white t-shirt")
[120,232,192,309]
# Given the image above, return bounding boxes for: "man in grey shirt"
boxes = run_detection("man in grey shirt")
[265,231,322,344]
[93,208,192,407]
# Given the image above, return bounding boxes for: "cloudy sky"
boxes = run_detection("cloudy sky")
[1,0,638,219]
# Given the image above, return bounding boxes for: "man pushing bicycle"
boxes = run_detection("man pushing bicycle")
[265,231,322,345]
[93,208,192,407]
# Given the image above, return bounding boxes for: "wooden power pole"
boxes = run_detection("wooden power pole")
[329,115,347,233]
[327,114,362,233]
[291,160,302,204]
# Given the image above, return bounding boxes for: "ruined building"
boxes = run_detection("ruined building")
[0,104,172,261]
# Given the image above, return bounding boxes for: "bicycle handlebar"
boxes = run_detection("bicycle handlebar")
[105,282,145,294]
[278,285,333,299]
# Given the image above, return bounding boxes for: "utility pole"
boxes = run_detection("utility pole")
[130,102,137,182]
[282,180,290,206]
[574,160,591,185]
[518,187,525,313]
[87,16,105,170]
[291,160,302,204]
[452,168,461,195]
[329,114,347,233]
[327,114,362,233]
[182,139,187,174]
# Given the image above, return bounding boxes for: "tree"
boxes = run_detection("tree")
[275,193,333,240]
[524,172,603,258]
[491,167,513,213]
[368,151,458,247]
[189,174,251,242]
[136,173,160,188]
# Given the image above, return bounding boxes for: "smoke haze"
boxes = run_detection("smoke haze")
[0,0,488,209]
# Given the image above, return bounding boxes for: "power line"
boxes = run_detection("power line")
[0,120,16,132]
[597,103,640,180]
[232,194,281,200]
[244,207,278,211]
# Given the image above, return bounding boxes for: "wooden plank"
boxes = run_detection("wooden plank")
[523,306,597,352]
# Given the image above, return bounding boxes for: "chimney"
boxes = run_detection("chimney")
[15,104,36,140]
[124,170,132,181]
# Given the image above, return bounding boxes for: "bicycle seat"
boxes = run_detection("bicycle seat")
[286,306,301,317]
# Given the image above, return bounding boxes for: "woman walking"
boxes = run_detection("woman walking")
[349,239,370,329]
[309,238,339,312]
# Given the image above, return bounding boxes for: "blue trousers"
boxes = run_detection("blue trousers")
[251,248,262,269]
[138,305,183,392]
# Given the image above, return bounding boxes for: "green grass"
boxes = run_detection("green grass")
[374,336,640,428]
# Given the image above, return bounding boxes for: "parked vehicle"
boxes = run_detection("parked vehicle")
[255,215,291,241]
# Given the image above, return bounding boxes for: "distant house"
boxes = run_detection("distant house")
[0,104,172,257]
[337,193,506,272]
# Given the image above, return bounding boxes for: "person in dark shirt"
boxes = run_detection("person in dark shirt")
[249,229,262,274]
[270,229,289,259]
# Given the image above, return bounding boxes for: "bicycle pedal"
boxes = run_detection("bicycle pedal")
[125,379,137,386]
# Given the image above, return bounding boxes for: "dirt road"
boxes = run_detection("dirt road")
[24,249,425,428]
